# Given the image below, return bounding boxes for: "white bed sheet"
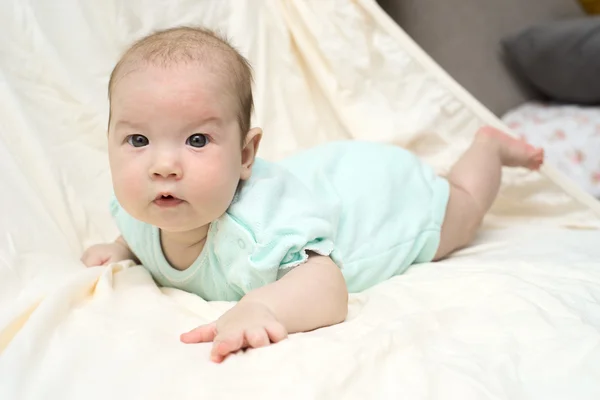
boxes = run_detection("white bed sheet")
[503,102,600,198]
[1,1,600,399]
[3,226,600,400]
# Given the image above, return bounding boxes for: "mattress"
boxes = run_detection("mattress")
[1,1,600,399]
[503,102,600,198]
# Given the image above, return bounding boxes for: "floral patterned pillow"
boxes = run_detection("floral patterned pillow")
[503,102,600,198]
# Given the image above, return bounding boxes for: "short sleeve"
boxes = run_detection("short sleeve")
[220,159,340,294]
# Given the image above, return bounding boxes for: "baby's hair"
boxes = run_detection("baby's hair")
[108,26,254,141]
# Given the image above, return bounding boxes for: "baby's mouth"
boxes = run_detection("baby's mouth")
[153,193,183,207]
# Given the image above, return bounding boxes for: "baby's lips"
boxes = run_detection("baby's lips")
[155,192,179,200]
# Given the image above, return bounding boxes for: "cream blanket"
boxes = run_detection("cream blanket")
[1,1,600,399]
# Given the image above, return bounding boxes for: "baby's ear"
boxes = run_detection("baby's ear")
[240,127,262,180]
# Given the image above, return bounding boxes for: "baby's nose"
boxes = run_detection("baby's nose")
[150,159,182,179]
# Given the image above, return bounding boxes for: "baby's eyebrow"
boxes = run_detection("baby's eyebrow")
[112,116,224,134]
[195,116,222,125]
[186,116,224,132]
[113,120,144,131]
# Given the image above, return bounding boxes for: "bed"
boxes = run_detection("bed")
[2,0,600,399]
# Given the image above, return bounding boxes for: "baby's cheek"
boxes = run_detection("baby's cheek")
[113,165,146,202]
[194,162,239,203]
[124,174,145,192]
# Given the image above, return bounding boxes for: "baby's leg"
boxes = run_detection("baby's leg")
[433,126,544,260]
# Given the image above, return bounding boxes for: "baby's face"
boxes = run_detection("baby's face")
[108,63,246,233]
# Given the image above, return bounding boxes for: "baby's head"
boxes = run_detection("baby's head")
[107,26,262,233]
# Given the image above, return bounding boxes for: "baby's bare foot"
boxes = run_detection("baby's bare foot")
[476,126,544,170]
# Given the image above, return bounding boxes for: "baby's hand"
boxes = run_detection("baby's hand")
[80,240,135,267]
[180,301,288,363]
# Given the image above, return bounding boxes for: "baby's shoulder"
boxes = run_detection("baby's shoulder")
[224,157,336,238]
[212,158,338,297]
[236,157,318,201]
[227,158,316,216]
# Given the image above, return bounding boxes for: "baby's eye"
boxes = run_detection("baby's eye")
[126,134,149,147]
[186,133,208,148]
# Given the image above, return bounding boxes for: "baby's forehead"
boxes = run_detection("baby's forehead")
[112,57,244,116]
[109,61,240,125]
[107,28,253,132]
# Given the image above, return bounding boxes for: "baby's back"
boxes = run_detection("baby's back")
[276,140,449,291]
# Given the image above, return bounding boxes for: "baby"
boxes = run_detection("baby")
[82,26,544,363]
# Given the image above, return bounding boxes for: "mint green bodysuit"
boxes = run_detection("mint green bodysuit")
[111,140,450,301]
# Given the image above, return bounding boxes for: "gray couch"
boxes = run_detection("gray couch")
[377,0,586,116]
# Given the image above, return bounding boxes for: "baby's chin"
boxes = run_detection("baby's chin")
[153,220,207,233]
[131,204,220,234]
[149,216,212,234]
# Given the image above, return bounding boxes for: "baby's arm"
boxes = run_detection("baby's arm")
[81,235,138,267]
[181,253,348,362]
[243,253,348,333]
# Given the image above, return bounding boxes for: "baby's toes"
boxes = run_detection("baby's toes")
[245,328,270,348]
[528,148,545,170]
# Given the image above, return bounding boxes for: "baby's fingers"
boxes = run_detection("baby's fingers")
[245,328,270,348]
[211,332,245,363]
[80,252,108,267]
[180,322,217,344]
[265,322,288,343]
